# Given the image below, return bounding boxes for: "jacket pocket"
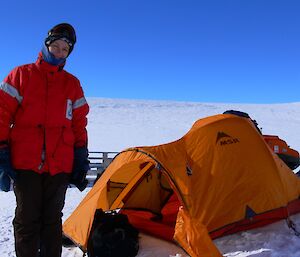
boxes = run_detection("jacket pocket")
[52,128,75,172]
[62,128,75,146]
[10,127,43,169]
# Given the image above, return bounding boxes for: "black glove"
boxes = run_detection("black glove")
[70,147,89,191]
[0,147,16,192]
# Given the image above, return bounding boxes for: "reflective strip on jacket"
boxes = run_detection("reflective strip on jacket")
[0,52,89,175]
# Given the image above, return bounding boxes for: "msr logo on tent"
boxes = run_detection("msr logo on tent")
[216,132,240,146]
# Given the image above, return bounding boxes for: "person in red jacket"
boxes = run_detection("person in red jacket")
[0,23,89,257]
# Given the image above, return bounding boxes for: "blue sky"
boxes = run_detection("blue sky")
[1,0,300,103]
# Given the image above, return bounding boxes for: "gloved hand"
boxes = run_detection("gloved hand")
[0,147,16,192]
[70,147,89,191]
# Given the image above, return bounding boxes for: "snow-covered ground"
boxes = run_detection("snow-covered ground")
[1,98,300,257]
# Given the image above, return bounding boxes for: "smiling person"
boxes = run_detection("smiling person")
[0,23,89,257]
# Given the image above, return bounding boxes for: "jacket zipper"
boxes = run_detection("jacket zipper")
[38,72,50,171]
[38,125,46,170]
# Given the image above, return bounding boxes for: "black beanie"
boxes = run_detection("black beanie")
[45,23,76,55]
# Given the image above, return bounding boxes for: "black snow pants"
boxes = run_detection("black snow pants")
[13,170,69,257]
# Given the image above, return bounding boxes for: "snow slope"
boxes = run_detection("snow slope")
[1,98,300,257]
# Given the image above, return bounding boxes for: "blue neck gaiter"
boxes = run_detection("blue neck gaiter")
[41,45,66,66]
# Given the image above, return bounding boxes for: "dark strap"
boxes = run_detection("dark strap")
[287,218,300,237]
[0,140,8,147]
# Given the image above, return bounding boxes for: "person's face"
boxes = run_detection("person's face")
[48,39,70,59]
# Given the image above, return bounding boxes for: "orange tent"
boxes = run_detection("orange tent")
[63,113,300,257]
[263,135,300,170]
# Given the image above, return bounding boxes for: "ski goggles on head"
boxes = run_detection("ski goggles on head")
[47,23,76,46]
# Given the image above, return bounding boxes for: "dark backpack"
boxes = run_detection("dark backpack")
[87,209,139,257]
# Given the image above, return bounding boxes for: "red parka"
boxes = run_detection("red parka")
[0,53,89,175]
